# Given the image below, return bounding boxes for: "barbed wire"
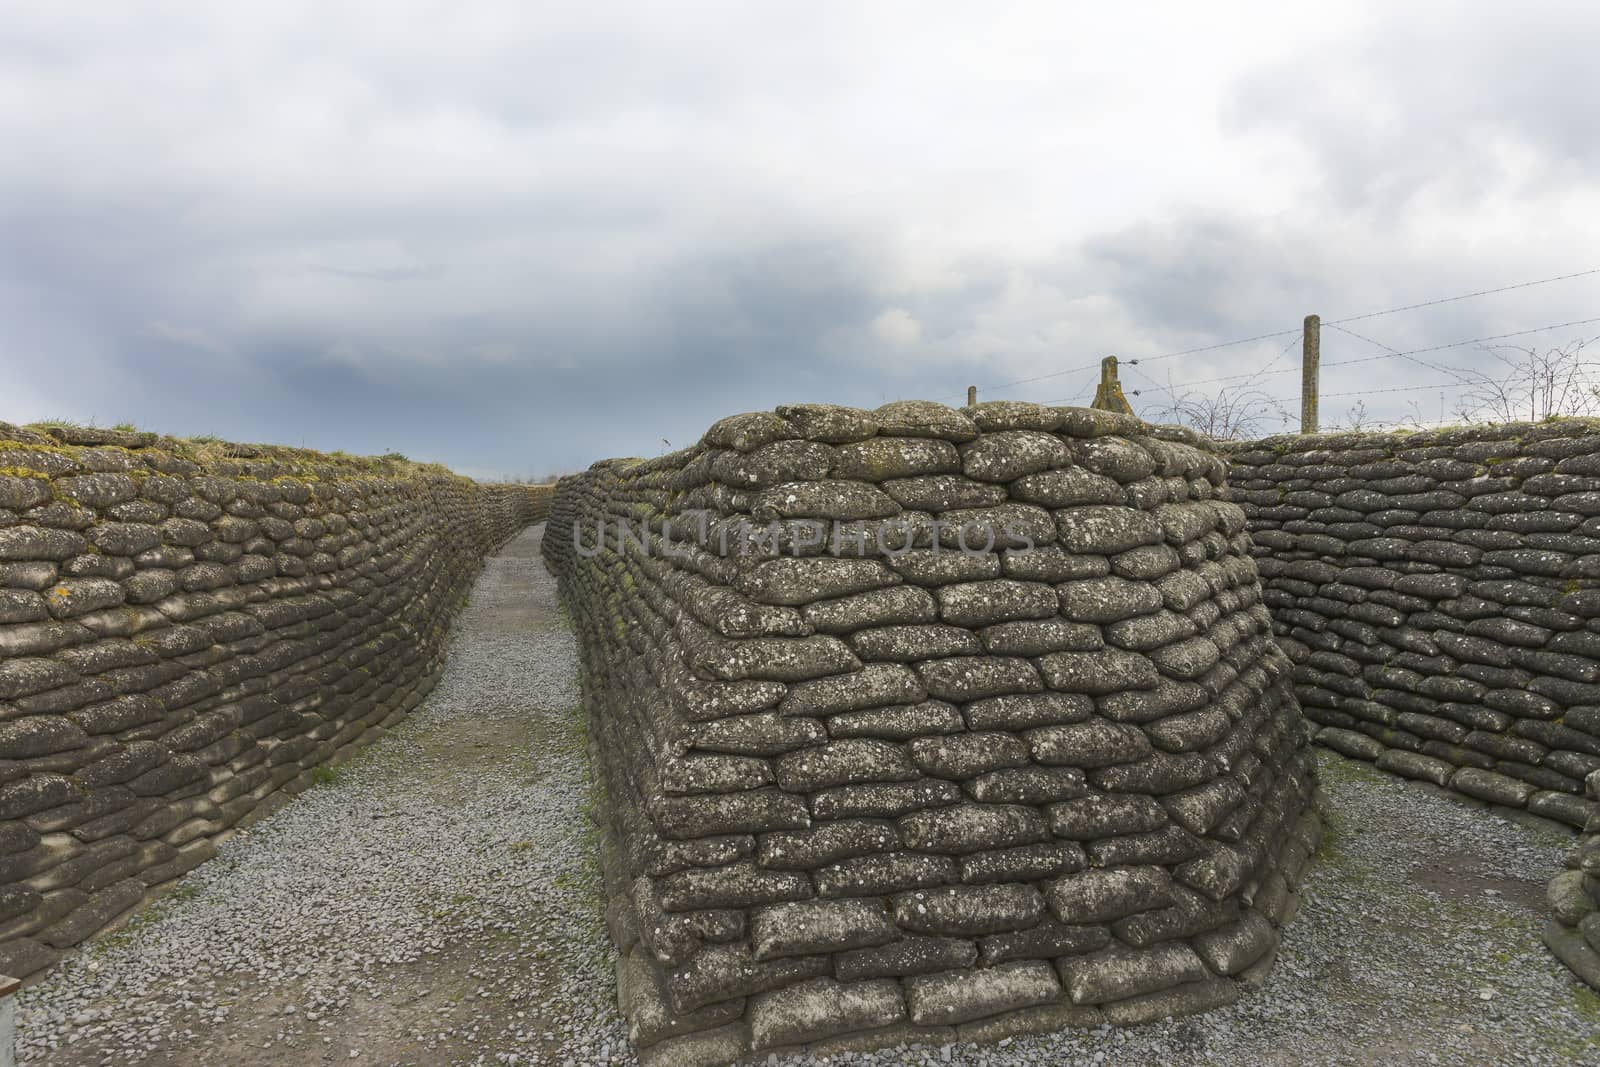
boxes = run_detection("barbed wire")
[943,266,1600,402]
[1320,316,1600,369]
[942,329,1299,402]
[1036,386,1097,406]
[1265,380,1475,405]
[1241,334,1306,388]
[1321,322,1476,383]
[1323,267,1600,326]
[1081,315,1600,397]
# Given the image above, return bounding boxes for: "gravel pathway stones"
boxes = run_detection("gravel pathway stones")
[13,524,1600,1065]
[16,524,630,1065]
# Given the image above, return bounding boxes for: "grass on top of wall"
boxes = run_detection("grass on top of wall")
[0,417,476,485]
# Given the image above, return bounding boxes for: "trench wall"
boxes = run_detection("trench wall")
[545,400,1320,1065]
[0,422,549,980]
[1224,422,1600,990]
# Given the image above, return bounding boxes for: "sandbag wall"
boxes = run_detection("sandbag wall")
[545,400,1321,1065]
[1225,421,1600,992]
[0,423,548,980]
[1547,775,1600,989]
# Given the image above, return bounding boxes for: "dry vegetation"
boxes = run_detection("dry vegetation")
[1139,339,1600,438]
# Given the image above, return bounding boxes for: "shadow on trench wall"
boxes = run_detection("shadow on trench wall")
[0,420,551,985]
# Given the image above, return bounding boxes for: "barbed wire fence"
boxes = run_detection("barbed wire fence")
[941,266,1600,438]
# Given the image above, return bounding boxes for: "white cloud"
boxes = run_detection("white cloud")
[870,307,921,347]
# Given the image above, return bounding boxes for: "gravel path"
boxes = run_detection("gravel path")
[16,524,629,1066]
[15,523,1600,1065]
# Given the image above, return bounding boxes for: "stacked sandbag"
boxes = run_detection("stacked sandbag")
[1227,422,1600,837]
[545,400,1320,1065]
[1546,769,1600,990]
[0,423,547,979]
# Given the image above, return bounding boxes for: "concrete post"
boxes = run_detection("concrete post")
[1091,357,1135,414]
[1302,314,1320,434]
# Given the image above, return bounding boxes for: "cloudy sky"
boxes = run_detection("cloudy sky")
[3,2,1598,478]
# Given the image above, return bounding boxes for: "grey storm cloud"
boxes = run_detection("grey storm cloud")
[2,1,1599,477]
[1227,3,1600,214]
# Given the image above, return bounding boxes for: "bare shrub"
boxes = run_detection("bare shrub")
[1322,398,1432,433]
[1140,375,1293,440]
[1453,339,1600,423]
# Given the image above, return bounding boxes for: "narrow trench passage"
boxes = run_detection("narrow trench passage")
[16,524,633,1066]
[11,525,1600,1066]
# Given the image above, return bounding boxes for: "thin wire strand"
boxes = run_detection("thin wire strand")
[1320,317,1600,368]
[1265,380,1475,405]
[944,328,1300,401]
[1325,267,1600,325]
[1242,335,1305,388]
[945,266,1600,401]
[1110,315,1600,396]
[1321,322,1476,383]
